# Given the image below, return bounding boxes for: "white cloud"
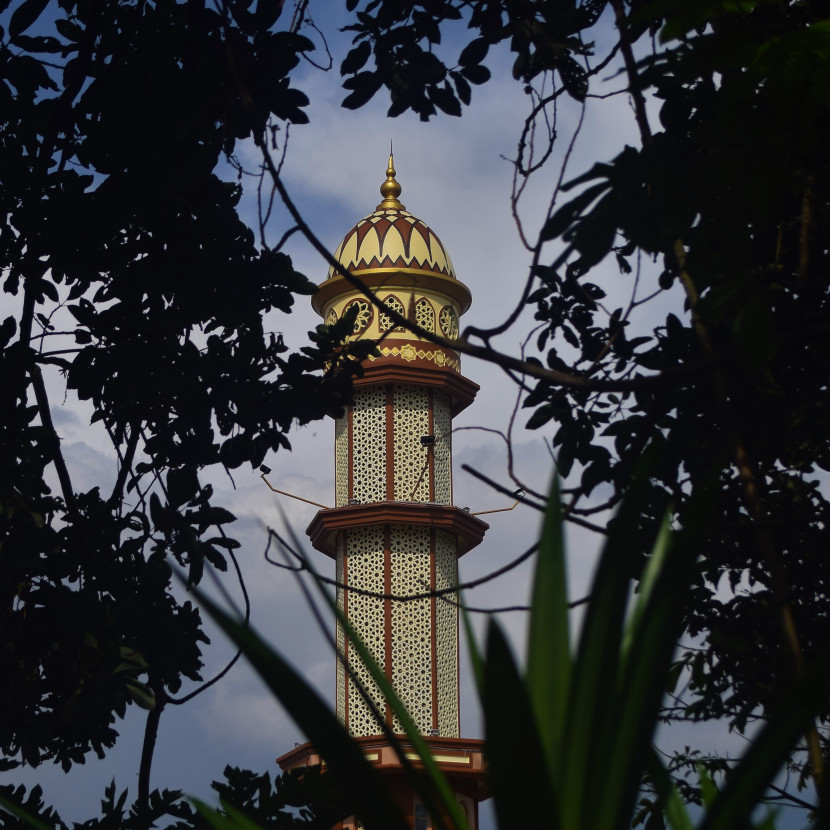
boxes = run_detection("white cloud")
[196,671,294,750]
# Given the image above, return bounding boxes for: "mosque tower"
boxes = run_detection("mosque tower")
[277,156,489,829]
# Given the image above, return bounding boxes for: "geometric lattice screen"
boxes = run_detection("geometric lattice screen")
[337,525,460,738]
[337,385,453,507]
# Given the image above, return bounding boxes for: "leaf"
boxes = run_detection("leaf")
[484,621,558,830]
[428,83,461,116]
[254,0,284,31]
[449,70,471,105]
[458,38,488,67]
[8,0,50,38]
[526,403,556,430]
[526,479,571,784]
[557,53,588,101]
[341,41,371,76]
[580,458,608,497]
[203,543,228,572]
[0,793,57,830]
[149,492,168,531]
[459,64,490,85]
[341,71,383,109]
[560,472,649,830]
[191,587,411,830]
[9,33,62,52]
[167,466,200,508]
[595,482,712,830]
[540,182,610,241]
[202,507,236,526]
[0,316,17,348]
[557,440,575,478]
[54,16,82,41]
[124,679,157,710]
[561,324,579,350]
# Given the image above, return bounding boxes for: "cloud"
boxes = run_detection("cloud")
[195,670,295,750]
[61,440,118,496]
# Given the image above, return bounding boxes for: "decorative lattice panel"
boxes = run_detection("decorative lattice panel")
[336,548,346,723]
[433,392,452,505]
[390,525,433,734]
[393,385,430,502]
[345,526,386,737]
[435,530,459,737]
[379,295,405,332]
[334,416,349,507]
[326,308,338,327]
[352,386,386,504]
[439,305,459,340]
[415,298,435,334]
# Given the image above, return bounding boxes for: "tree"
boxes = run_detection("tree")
[0,0,373,796]
[3,0,829,820]
[327,0,830,806]
[0,764,352,830]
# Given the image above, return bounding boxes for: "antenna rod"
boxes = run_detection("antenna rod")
[409,444,434,500]
[471,492,525,516]
[260,474,330,510]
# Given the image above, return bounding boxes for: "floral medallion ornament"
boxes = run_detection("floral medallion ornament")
[326,308,338,326]
[344,299,372,334]
[439,305,459,340]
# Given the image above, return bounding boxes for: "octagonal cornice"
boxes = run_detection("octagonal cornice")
[306,502,489,559]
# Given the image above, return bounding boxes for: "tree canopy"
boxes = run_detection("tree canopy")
[0,0,370,787]
[1,0,829,821]
[338,0,830,800]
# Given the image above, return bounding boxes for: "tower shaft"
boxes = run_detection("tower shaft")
[278,156,488,829]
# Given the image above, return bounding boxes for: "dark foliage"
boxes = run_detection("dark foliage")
[0,0,369,776]
[0,766,350,830]
[346,0,830,798]
[340,0,601,120]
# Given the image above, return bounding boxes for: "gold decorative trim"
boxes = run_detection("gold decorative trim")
[370,344,461,373]
[312,272,472,316]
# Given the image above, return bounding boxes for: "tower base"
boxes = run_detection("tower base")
[277,735,487,830]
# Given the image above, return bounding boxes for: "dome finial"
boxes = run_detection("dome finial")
[377,147,404,210]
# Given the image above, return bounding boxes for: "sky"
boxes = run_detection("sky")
[1,3,769,826]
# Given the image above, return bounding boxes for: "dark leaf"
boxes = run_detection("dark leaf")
[558,53,589,101]
[459,64,490,85]
[428,83,461,116]
[449,70,471,105]
[526,403,556,431]
[8,0,50,37]
[458,37,489,67]
[342,71,383,109]
[540,182,609,241]
[341,41,371,76]
[9,33,62,52]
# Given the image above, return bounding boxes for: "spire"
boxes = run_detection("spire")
[377,150,404,210]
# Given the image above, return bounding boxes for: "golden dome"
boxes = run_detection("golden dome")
[326,155,456,280]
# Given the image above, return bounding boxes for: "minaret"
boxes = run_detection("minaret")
[277,157,488,829]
